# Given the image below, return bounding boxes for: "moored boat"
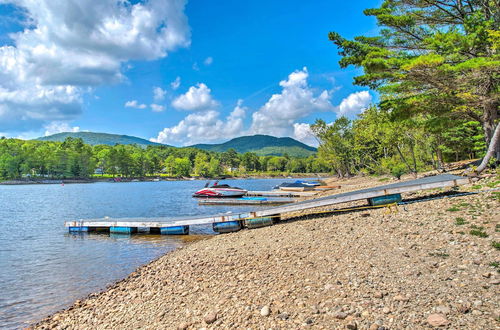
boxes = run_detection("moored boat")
[193,181,247,198]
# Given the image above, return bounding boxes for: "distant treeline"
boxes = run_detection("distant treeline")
[0,137,331,180]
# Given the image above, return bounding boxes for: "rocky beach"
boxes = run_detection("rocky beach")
[34,174,499,329]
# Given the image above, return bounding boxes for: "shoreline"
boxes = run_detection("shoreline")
[0,173,327,186]
[33,174,499,329]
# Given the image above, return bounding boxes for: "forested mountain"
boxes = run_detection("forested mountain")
[190,135,317,157]
[37,132,163,147]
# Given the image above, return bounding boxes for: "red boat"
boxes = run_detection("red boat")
[193,181,247,198]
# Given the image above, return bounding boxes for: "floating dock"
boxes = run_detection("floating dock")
[245,190,317,197]
[198,198,295,206]
[66,174,471,234]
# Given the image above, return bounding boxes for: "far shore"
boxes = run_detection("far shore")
[0,173,328,185]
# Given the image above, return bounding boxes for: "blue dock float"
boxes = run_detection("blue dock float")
[368,193,402,206]
[69,226,89,232]
[160,225,189,235]
[244,216,275,229]
[110,226,137,234]
[213,221,242,233]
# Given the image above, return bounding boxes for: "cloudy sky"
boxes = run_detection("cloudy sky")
[0,0,378,146]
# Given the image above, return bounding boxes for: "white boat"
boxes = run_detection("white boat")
[193,181,247,198]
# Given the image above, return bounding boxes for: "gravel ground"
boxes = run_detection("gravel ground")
[34,175,500,329]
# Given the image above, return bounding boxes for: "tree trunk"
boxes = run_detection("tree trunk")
[476,122,500,174]
[396,144,413,175]
[482,99,499,160]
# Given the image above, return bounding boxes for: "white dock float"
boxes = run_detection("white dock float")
[66,174,471,234]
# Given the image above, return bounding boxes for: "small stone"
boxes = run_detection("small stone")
[382,307,391,314]
[427,313,450,327]
[277,312,289,320]
[361,311,370,318]
[435,305,450,315]
[394,294,408,302]
[373,291,383,299]
[472,310,482,316]
[346,322,357,330]
[482,272,492,278]
[457,303,471,314]
[260,305,270,317]
[369,324,379,330]
[334,311,348,319]
[177,322,189,330]
[204,311,217,324]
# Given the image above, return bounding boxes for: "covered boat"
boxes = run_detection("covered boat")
[193,181,247,198]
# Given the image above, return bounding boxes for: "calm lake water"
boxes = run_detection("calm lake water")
[0,178,296,329]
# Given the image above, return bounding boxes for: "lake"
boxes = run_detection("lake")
[0,178,297,329]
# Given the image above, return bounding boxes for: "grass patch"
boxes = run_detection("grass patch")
[429,252,449,258]
[492,241,500,250]
[486,180,500,188]
[455,217,467,225]
[496,224,500,232]
[490,262,499,268]
[378,177,390,182]
[470,229,488,238]
[471,184,483,190]
[446,206,460,212]
[458,231,465,235]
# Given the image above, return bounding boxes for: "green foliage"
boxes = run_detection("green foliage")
[0,137,330,180]
[38,132,163,147]
[455,217,467,225]
[191,134,316,157]
[328,0,500,168]
[492,241,500,250]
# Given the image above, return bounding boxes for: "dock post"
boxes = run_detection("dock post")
[110,226,137,234]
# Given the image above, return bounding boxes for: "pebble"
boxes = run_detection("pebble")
[277,312,289,320]
[346,321,357,329]
[427,313,450,327]
[435,305,450,315]
[373,291,383,299]
[260,306,270,317]
[204,311,217,324]
[334,311,348,319]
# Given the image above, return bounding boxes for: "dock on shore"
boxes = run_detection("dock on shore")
[198,198,295,206]
[65,174,471,235]
[245,190,317,197]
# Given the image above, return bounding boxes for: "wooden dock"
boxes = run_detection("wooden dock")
[65,174,471,234]
[198,198,295,206]
[245,190,316,197]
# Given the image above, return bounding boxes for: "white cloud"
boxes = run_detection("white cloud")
[337,91,372,116]
[170,76,181,90]
[293,123,317,147]
[153,87,167,101]
[150,103,165,112]
[0,0,190,133]
[125,100,147,109]
[44,121,80,136]
[203,56,213,66]
[171,83,218,111]
[152,100,246,145]
[250,67,333,136]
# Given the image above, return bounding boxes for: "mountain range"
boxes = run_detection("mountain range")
[37,132,317,157]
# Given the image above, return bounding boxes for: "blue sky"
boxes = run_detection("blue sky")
[0,0,380,146]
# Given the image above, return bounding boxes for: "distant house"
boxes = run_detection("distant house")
[94,168,104,175]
